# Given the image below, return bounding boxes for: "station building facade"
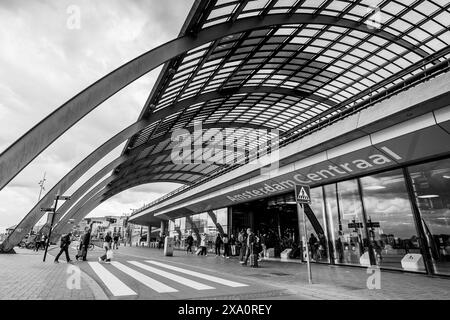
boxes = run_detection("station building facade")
[132,73,450,278]
[165,155,450,276]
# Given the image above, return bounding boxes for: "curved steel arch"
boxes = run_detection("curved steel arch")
[119,122,279,174]
[0,13,427,192]
[53,174,114,233]
[52,192,106,241]
[0,89,284,251]
[53,177,183,239]
[0,120,149,252]
[126,119,283,159]
[106,170,207,195]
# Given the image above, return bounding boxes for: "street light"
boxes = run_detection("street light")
[42,195,71,262]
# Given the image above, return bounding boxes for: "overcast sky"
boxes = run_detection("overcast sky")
[0,0,195,233]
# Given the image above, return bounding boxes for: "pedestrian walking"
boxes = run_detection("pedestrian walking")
[200,233,207,256]
[98,232,113,263]
[76,226,91,261]
[54,232,72,263]
[34,233,42,252]
[41,234,48,252]
[113,233,119,249]
[214,234,222,256]
[238,229,247,262]
[309,233,318,261]
[241,228,257,267]
[158,233,166,250]
[260,233,267,259]
[186,233,194,254]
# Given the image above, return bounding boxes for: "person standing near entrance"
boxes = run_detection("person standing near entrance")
[309,233,318,261]
[76,226,91,261]
[186,233,194,254]
[222,233,230,259]
[200,233,208,256]
[241,228,256,266]
[214,233,222,256]
[238,229,247,262]
[54,232,72,263]
[113,233,119,250]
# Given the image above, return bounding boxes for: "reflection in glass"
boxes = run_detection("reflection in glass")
[360,169,423,271]
[169,209,228,250]
[409,158,450,275]
[324,184,339,264]
[325,180,368,266]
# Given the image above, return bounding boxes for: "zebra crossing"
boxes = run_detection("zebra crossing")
[87,260,248,297]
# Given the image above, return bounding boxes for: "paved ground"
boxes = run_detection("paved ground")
[1,244,449,300]
[0,247,107,300]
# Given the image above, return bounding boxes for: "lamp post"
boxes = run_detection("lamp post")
[42,195,71,262]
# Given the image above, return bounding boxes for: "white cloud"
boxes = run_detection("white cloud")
[0,0,192,232]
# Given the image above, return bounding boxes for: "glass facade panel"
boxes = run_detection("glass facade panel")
[409,158,450,275]
[324,184,340,264]
[167,156,450,275]
[326,179,369,266]
[304,187,330,263]
[168,209,228,251]
[360,169,423,271]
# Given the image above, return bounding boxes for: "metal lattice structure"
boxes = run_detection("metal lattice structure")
[1,0,450,251]
[122,0,450,210]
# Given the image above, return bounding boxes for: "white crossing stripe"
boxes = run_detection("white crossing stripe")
[110,261,178,293]
[87,262,136,297]
[145,260,248,288]
[129,261,215,291]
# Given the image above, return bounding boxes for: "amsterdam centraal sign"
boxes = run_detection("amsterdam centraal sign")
[226,145,401,203]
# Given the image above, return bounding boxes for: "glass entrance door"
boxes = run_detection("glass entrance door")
[325,179,369,266]
[408,158,450,275]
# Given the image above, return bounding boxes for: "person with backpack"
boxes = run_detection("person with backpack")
[185,233,194,254]
[34,233,42,252]
[76,226,91,261]
[222,233,230,259]
[214,234,222,256]
[54,232,72,263]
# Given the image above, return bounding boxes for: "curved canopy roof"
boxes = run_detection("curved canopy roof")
[114,0,450,208]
